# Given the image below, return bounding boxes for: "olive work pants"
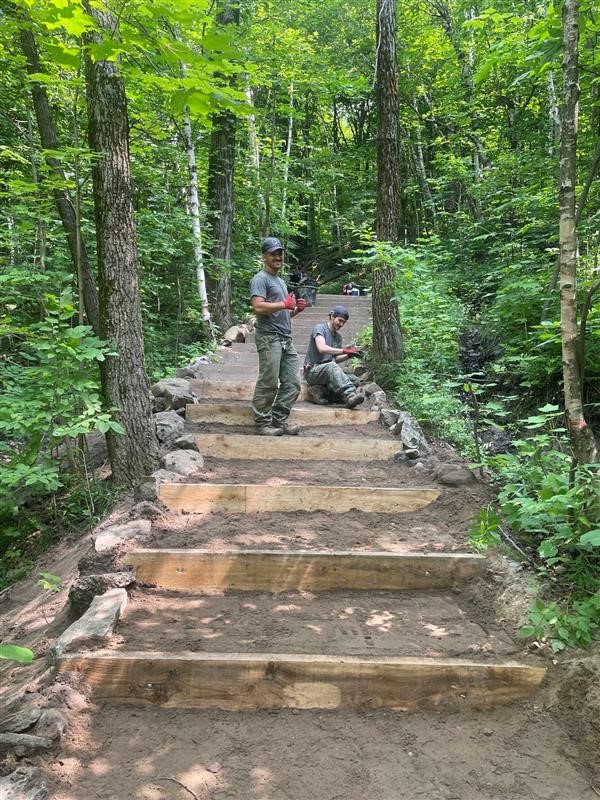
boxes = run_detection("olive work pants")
[304,361,355,398]
[252,332,301,428]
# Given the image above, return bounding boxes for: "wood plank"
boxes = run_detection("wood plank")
[191,381,311,401]
[195,433,398,461]
[122,549,487,591]
[159,483,440,514]
[59,651,546,711]
[186,403,379,427]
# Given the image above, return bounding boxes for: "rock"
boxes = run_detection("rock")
[363,382,383,396]
[78,549,117,576]
[151,396,167,413]
[380,408,400,428]
[93,519,151,553]
[223,325,245,343]
[0,700,43,734]
[135,469,182,502]
[33,709,66,741]
[161,450,204,476]
[154,410,185,447]
[353,364,370,378]
[49,588,128,665]
[0,733,53,758]
[175,356,211,380]
[44,683,88,713]
[173,434,200,451]
[390,412,431,453]
[68,574,133,617]
[151,379,196,410]
[432,462,476,487]
[130,501,163,520]
[369,390,387,410]
[0,767,48,800]
[483,427,513,455]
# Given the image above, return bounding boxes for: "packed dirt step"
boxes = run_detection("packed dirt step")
[186,401,380,427]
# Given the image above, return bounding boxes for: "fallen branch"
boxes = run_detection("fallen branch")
[158,777,201,800]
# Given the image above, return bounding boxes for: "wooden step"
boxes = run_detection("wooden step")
[159,482,440,513]
[122,549,487,591]
[58,651,546,711]
[194,433,399,460]
[191,380,310,401]
[187,402,379,427]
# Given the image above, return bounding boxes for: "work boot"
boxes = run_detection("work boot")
[307,385,329,405]
[274,422,300,435]
[255,425,284,436]
[344,392,365,409]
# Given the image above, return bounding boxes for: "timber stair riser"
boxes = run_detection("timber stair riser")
[191,381,339,401]
[58,652,546,711]
[122,549,487,592]
[187,403,379,427]
[193,433,400,461]
[158,483,440,514]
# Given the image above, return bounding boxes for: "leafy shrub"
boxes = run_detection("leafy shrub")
[474,409,600,651]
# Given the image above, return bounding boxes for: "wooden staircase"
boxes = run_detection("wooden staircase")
[59,294,545,712]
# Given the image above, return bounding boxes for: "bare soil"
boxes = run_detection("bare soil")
[2,410,598,800]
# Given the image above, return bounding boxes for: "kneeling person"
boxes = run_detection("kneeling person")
[303,305,364,409]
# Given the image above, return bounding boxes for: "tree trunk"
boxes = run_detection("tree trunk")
[373,0,404,362]
[84,3,158,485]
[558,0,597,464]
[205,0,239,333]
[19,25,100,334]
[245,83,267,235]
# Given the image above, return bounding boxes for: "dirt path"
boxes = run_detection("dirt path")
[2,297,597,799]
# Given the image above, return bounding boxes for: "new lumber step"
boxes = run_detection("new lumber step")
[58,652,546,711]
[194,433,399,461]
[122,549,487,591]
[158,482,441,514]
[187,402,379,427]
[190,380,322,401]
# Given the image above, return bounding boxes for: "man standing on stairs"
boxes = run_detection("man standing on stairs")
[303,305,365,409]
[250,237,307,436]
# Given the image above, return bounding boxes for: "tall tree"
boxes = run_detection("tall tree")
[84,2,158,485]
[206,0,239,332]
[373,0,404,361]
[19,23,100,334]
[558,0,597,464]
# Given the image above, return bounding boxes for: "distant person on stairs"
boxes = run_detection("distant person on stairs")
[250,237,307,436]
[303,305,364,409]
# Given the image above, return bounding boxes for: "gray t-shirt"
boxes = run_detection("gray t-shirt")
[304,322,341,371]
[250,269,291,336]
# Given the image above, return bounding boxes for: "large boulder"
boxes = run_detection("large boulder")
[161,450,204,476]
[68,574,133,617]
[175,356,211,379]
[390,411,431,453]
[0,767,48,800]
[154,410,185,449]
[151,379,195,410]
[92,519,151,553]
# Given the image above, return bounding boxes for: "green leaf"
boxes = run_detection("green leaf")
[0,644,34,663]
[579,529,600,547]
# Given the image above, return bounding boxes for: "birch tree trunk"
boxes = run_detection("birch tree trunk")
[245,84,267,235]
[84,3,158,485]
[558,0,597,464]
[373,0,404,362]
[281,82,294,224]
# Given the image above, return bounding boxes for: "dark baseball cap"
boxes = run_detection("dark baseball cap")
[261,237,284,254]
[330,305,349,320]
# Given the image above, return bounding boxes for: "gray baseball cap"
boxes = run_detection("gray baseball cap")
[261,237,284,254]
[330,305,350,320]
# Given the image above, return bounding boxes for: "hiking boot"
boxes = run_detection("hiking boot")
[307,385,329,405]
[255,425,284,436]
[275,422,300,435]
[344,392,365,409]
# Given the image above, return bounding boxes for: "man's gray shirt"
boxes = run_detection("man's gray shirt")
[250,270,291,336]
[304,322,341,371]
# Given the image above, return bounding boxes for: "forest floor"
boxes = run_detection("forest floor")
[1,319,599,798]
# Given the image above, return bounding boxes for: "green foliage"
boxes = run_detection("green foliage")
[38,572,61,592]
[0,644,35,663]
[354,242,474,452]
[476,408,600,651]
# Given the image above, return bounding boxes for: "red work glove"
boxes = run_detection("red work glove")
[282,293,296,310]
[342,347,360,357]
[296,298,307,312]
